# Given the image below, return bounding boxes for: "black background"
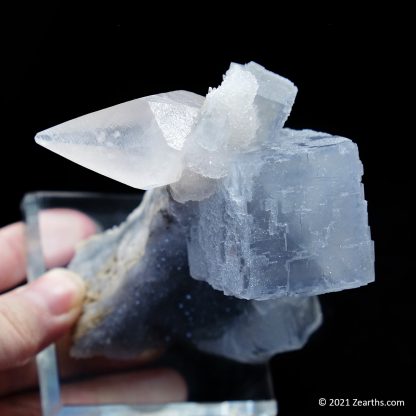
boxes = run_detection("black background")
[2,13,413,415]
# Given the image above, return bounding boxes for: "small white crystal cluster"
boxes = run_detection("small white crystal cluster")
[35,62,374,363]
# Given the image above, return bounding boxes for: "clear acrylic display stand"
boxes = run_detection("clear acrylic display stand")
[22,191,277,416]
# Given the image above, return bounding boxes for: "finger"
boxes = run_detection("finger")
[0,347,163,397]
[40,209,97,269]
[0,332,162,396]
[0,222,26,291]
[0,209,96,291]
[0,368,187,415]
[56,333,162,377]
[62,368,187,405]
[0,269,85,370]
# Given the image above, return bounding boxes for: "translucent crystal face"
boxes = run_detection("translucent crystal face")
[186,129,374,299]
[35,91,203,189]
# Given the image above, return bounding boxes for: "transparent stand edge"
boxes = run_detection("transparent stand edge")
[23,192,278,416]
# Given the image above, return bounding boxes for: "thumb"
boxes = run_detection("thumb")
[0,269,85,370]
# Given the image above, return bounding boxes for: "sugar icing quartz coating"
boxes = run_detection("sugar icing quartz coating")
[35,62,374,363]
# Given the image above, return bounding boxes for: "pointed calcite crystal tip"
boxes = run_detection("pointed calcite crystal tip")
[35,91,203,189]
[34,61,374,363]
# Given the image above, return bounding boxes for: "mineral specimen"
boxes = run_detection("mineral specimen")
[69,188,322,362]
[35,62,374,363]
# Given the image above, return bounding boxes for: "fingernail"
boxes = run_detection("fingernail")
[28,269,85,316]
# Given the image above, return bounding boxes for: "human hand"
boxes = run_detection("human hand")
[0,209,186,415]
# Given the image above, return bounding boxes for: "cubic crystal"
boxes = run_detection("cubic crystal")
[185,129,374,299]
